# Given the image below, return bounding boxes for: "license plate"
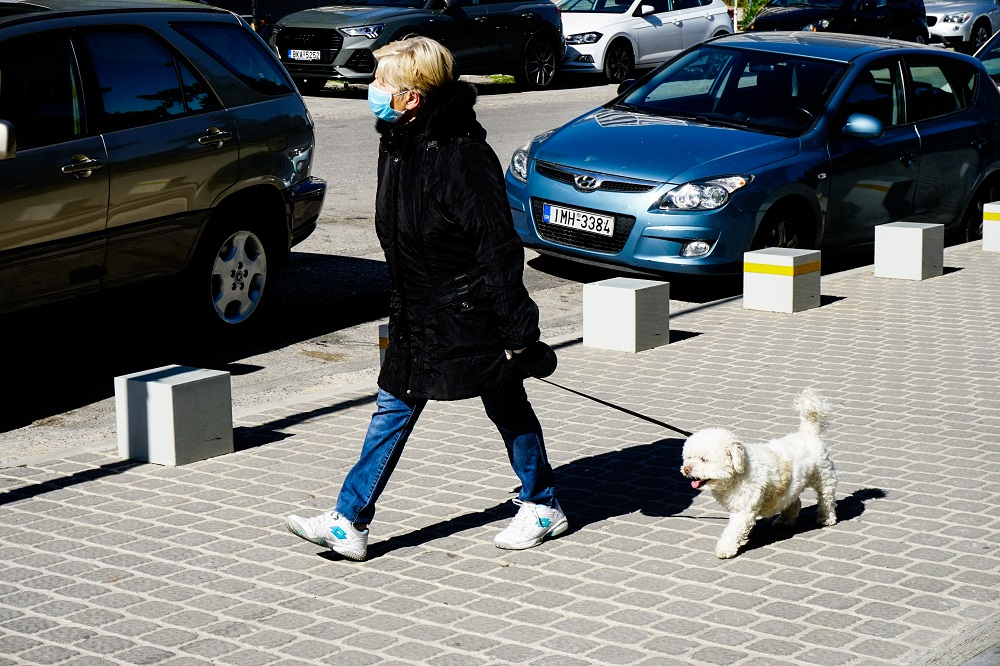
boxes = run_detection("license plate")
[288,49,321,61]
[542,203,615,237]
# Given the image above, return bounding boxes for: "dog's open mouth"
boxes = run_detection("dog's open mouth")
[690,478,708,490]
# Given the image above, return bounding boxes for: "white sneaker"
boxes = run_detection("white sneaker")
[494,499,568,550]
[285,511,368,561]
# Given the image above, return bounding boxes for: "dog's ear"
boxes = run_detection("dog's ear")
[726,439,746,474]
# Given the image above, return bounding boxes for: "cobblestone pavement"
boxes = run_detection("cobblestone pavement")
[1,243,998,666]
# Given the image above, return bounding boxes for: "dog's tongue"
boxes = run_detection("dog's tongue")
[691,479,705,490]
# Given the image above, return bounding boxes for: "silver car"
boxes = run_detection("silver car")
[926,0,1000,53]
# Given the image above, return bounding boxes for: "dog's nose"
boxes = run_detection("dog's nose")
[682,465,691,475]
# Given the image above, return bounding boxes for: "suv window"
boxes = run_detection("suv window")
[81,29,221,133]
[0,32,84,149]
[174,22,294,96]
[906,57,976,122]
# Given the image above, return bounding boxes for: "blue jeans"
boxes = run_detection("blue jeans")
[335,380,556,525]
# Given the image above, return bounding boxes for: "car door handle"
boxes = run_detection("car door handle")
[972,136,988,150]
[198,127,233,149]
[60,155,104,179]
[521,12,536,18]
[475,15,488,22]
[899,151,917,166]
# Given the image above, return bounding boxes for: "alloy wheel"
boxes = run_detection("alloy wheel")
[209,229,268,325]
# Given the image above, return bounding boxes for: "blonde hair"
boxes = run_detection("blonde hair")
[373,36,455,96]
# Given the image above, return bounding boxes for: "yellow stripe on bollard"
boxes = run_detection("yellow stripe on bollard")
[983,211,1000,222]
[744,261,821,276]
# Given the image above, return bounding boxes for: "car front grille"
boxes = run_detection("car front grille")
[531,198,635,254]
[275,29,343,65]
[535,161,656,193]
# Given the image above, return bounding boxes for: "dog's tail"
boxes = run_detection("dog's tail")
[795,388,831,435]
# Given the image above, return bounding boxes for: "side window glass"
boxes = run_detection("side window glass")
[173,22,294,96]
[81,30,185,132]
[178,60,222,113]
[0,32,84,149]
[907,58,975,122]
[839,63,902,129]
[648,0,671,12]
[672,0,701,9]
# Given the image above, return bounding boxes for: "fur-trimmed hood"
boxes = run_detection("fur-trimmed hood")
[376,80,487,148]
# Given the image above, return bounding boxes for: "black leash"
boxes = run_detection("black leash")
[536,377,693,438]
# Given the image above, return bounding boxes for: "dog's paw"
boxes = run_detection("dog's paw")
[715,543,739,559]
[818,515,837,527]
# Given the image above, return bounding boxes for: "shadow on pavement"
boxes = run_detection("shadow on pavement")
[0,253,389,433]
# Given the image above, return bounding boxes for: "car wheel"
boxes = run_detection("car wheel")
[603,40,634,85]
[751,206,812,250]
[962,21,992,54]
[516,36,558,90]
[190,221,273,328]
[962,180,997,241]
[294,77,328,95]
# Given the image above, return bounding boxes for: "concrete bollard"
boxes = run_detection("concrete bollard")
[743,248,821,313]
[583,277,670,353]
[983,203,1000,252]
[114,365,233,466]
[379,323,388,366]
[874,222,944,280]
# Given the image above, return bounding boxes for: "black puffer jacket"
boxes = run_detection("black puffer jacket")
[375,80,540,401]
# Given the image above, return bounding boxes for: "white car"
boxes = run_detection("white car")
[926,0,1000,54]
[557,0,733,83]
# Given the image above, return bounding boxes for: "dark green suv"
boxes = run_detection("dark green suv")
[269,0,565,93]
[0,0,326,329]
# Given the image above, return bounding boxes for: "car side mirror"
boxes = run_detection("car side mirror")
[617,79,636,94]
[635,4,655,16]
[841,113,883,139]
[0,121,15,160]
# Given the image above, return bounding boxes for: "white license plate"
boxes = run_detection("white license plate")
[288,49,321,61]
[542,203,614,237]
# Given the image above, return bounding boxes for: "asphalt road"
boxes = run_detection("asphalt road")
[1,75,692,465]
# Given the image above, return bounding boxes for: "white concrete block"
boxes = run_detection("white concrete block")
[983,202,1000,252]
[874,222,944,280]
[583,277,669,353]
[743,248,821,313]
[379,323,389,366]
[115,365,233,466]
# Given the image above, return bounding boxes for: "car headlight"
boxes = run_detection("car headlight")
[801,19,831,31]
[658,176,752,211]
[566,32,603,44]
[342,24,384,39]
[509,130,555,184]
[943,12,972,23]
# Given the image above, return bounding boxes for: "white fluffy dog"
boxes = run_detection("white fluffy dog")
[680,389,838,559]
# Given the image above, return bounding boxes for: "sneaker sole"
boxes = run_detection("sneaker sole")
[494,517,569,550]
[284,519,327,548]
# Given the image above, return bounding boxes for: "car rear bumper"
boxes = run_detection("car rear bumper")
[287,176,326,247]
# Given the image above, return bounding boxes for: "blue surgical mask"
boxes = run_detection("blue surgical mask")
[368,85,407,123]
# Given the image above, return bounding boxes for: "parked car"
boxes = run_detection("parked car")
[0,0,326,328]
[194,0,328,40]
[746,0,930,43]
[925,0,1000,54]
[505,32,999,276]
[269,0,565,93]
[557,0,733,83]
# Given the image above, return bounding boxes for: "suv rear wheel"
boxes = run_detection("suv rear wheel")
[516,36,558,90]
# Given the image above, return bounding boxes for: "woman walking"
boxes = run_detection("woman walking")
[285,36,566,561]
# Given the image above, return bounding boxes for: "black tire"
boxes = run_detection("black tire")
[189,220,274,329]
[962,180,998,242]
[294,77,328,95]
[603,40,634,85]
[962,21,993,54]
[751,206,812,250]
[516,36,558,90]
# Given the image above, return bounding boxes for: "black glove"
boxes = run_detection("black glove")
[514,340,557,379]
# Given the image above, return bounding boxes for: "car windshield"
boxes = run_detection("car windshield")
[321,0,425,6]
[764,0,845,7]
[616,45,847,136]
[557,0,634,14]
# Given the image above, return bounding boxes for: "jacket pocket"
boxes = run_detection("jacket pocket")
[426,273,503,359]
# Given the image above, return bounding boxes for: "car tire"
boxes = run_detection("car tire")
[961,179,998,241]
[751,205,813,250]
[189,219,275,330]
[603,40,634,85]
[516,36,558,90]
[961,21,993,54]
[294,77,328,95]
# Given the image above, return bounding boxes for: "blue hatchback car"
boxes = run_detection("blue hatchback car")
[506,32,1000,275]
